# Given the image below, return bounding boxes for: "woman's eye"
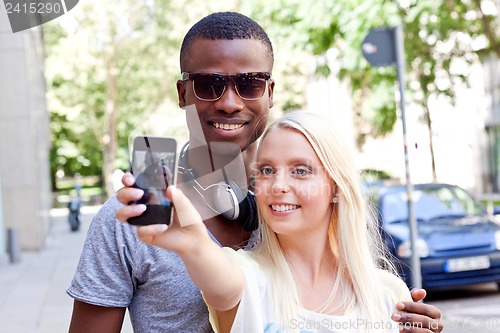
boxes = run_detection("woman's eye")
[293,166,311,176]
[260,166,274,175]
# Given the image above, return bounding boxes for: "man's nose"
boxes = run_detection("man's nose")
[213,82,244,114]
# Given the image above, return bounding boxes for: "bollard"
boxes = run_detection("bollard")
[0,176,4,263]
[7,228,21,263]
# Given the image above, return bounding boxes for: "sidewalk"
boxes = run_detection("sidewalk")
[0,206,133,333]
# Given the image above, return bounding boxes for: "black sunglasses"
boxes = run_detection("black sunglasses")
[181,72,271,101]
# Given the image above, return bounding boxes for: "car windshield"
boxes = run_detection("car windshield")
[381,186,486,224]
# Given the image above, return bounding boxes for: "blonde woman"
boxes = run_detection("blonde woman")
[119,112,415,332]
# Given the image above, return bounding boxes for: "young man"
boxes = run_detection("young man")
[67,12,443,333]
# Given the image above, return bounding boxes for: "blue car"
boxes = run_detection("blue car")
[368,183,500,290]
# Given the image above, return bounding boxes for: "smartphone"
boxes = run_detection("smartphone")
[127,136,178,226]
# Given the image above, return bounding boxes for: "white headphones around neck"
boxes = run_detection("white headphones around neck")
[178,143,257,231]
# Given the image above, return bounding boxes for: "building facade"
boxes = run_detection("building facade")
[0,9,52,254]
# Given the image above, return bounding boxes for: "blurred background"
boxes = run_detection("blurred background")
[2,0,500,251]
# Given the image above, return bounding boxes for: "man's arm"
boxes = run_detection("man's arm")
[391,289,444,333]
[127,186,245,313]
[68,300,126,333]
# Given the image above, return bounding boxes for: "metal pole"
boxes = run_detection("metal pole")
[394,25,422,289]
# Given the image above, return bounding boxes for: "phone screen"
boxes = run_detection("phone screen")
[128,136,178,226]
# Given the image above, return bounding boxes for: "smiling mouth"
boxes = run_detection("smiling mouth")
[211,122,245,131]
[271,204,300,212]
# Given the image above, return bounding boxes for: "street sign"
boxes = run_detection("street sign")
[361,26,423,289]
[361,27,396,67]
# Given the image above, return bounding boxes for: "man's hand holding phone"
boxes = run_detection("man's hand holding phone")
[123,136,178,226]
[115,172,149,221]
[116,176,209,253]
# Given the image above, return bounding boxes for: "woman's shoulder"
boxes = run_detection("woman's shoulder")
[222,247,260,269]
[376,269,412,304]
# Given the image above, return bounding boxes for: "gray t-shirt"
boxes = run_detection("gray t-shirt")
[67,196,214,332]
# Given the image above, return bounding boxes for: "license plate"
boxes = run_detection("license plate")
[445,255,491,272]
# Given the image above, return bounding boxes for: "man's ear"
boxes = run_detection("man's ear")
[177,80,187,108]
[268,79,275,109]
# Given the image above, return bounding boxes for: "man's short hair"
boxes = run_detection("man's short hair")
[180,12,274,71]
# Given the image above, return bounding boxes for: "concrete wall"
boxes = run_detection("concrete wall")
[0,9,51,251]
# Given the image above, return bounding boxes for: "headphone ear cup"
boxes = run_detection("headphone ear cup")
[212,181,244,220]
[212,182,259,232]
[237,191,258,232]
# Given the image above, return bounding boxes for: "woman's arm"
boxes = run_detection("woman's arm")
[116,184,244,312]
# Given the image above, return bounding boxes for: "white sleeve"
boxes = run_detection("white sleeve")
[207,249,271,333]
[377,269,413,304]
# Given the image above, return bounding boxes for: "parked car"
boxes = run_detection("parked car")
[367,183,500,290]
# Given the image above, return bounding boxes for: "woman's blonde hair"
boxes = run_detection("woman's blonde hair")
[250,111,397,332]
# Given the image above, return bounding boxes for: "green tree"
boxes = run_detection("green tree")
[44,1,249,198]
[264,0,500,181]
[45,0,499,194]
[45,0,184,196]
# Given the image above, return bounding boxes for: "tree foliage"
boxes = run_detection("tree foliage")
[261,0,499,180]
[44,0,499,194]
[45,0,193,195]
[44,1,252,197]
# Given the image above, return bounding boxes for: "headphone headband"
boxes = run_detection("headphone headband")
[178,141,258,231]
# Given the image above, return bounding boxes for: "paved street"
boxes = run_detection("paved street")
[0,206,133,333]
[426,283,500,333]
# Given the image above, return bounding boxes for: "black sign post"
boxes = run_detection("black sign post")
[361,26,422,290]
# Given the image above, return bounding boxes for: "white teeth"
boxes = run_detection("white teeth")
[271,204,299,212]
[213,123,243,130]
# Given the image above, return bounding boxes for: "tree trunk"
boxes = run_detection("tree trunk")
[423,104,437,182]
[103,23,118,199]
[472,0,500,58]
